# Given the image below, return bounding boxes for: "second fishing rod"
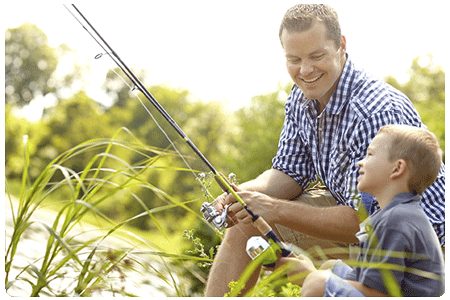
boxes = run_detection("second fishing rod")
[66,4,292,262]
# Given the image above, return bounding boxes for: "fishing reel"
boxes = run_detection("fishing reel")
[201,205,281,266]
[201,173,238,231]
[200,172,292,266]
[201,202,231,231]
[246,236,279,266]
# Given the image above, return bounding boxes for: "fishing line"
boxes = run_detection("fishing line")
[108,55,250,239]
[64,4,290,257]
[108,68,215,200]
[64,4,215,200]
[65,4,219,176]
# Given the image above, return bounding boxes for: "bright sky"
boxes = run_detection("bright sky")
[3,1,447,114]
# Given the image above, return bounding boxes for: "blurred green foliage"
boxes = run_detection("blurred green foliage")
[5,23,86,107]
[385,54,445,160]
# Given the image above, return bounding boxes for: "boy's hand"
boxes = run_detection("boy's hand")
[269,254,317,286]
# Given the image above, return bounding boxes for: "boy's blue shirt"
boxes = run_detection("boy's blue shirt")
[345,192,444,296]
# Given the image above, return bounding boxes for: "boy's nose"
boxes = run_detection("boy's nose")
[357,160,363,168]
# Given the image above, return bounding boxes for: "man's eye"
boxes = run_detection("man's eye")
[312,54,324,60]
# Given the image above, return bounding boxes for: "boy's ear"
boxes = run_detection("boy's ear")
[390,159,408,179]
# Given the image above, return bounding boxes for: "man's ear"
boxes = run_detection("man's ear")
[390,159,408,179]
[340,35,347,53]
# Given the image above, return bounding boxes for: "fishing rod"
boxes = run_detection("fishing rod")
[65,4,291,263]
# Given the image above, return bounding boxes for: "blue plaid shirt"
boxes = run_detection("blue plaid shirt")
[272,55,445,245]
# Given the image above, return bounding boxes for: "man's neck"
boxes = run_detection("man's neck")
[316,55,347,114]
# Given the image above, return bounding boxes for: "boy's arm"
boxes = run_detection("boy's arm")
[346,280,390,297]
[299,260,392,297]
[302,271,391,297]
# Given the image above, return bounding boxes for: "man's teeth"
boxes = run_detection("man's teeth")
[303,75,322,83]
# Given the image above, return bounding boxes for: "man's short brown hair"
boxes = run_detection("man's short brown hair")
[279,4,341,48]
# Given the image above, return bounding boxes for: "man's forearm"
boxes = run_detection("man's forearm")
[238,169,303,199]
[272,200,360,243]
[233,169,359,243]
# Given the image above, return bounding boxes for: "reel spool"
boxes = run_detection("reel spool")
[246,236,278,266]
[200,202,230,231]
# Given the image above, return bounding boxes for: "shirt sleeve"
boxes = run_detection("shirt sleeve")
[420,164,445,246]
[272,88,316,190]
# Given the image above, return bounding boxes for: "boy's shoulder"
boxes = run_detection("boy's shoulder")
[357,193,444,296]
[383,203,427,231]
[384,195,424,218]
[372,193,440,249]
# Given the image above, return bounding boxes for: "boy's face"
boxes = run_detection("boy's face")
[357,133,397,196]
[280,21,346,109]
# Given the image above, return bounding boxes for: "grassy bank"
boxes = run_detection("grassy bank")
[5,134,210,296]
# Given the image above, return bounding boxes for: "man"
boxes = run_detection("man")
[205,4,445,297]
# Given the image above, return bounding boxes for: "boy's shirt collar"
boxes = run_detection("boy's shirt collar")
[381,192,421,212]
[355,192,420,243]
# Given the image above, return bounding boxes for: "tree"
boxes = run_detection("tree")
[5,23,87,108]
[5,23,58,106]
[385,55,445,156]
[223,83,290,182]
[34,91,113,177]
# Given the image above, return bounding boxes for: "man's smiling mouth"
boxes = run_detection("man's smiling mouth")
[302,74,323,83]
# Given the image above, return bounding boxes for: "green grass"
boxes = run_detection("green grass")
[6,178,191,255]
[6,129,443,297]
[5,129,210,296]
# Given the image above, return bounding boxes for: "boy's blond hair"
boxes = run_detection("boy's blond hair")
[378,125,442,194]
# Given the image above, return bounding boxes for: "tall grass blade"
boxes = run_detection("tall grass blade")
[6,129,207,296]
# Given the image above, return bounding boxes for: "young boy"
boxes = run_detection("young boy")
[276,125,445,296]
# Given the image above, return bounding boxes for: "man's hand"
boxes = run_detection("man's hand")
[210,169,303,228]
[213,192,239,228]
[224,191,278,224]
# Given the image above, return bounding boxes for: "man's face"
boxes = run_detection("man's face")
[281,21,346,109]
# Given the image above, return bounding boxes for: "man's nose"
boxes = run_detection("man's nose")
[299,60,314,76]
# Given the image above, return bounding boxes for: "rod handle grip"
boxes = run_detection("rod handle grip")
[252,216,272,235]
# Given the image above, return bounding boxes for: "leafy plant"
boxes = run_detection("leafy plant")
[183,229,218,269]
[5,128,210,296]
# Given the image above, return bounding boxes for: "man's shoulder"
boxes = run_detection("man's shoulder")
[346,68,417,121]
[349,72,400,108]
